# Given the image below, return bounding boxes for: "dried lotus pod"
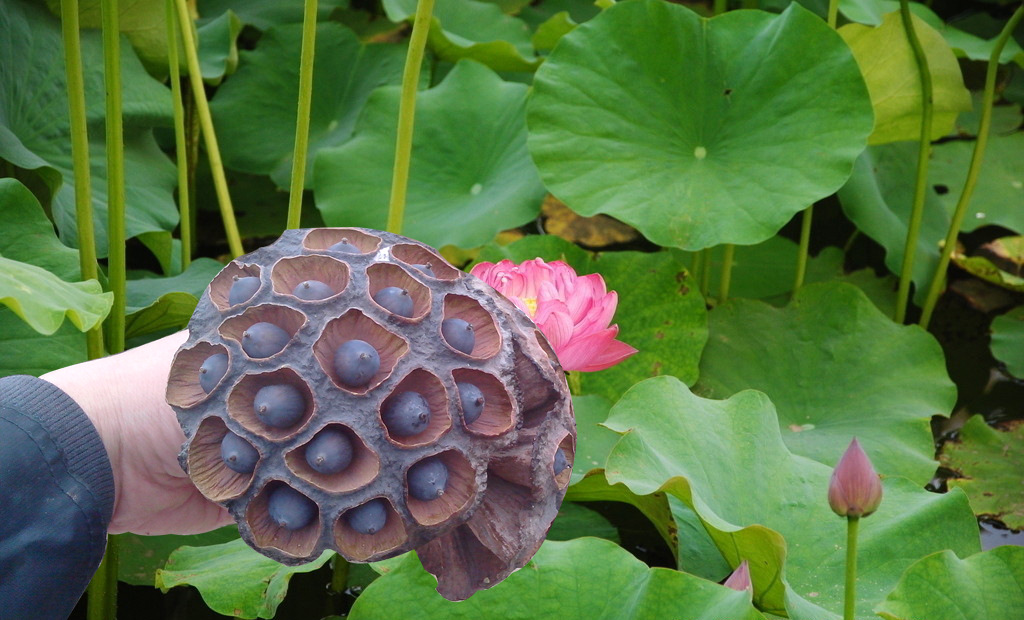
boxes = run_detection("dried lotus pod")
[167,228,574,600]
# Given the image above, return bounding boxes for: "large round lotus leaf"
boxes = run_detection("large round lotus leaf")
[603,376,980,618]
[0,0,176,259]
[876,547,1024,620]
[939,415,1024,530]
[211,23,407,189]
[839,11,971,145]
[697,281,952,485]
[992,305,1024,378]
[315,60,547,249]
[526,0,873,251]
[349,538,765,619]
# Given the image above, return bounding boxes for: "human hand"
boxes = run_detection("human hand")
[43,331,233,535]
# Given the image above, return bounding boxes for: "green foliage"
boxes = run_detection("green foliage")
[350,538,766,619]
[118,526,240,586]
[876,547,1024,620]
[940,415,1024,529]
[527,0,873,251]
[992,305,1024,377]
[0,256,111,335]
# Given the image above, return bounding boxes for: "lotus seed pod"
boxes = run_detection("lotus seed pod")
[169,228,574,602]
[229,276,261,306]
[373,286,414,317]
[221,431,259,474]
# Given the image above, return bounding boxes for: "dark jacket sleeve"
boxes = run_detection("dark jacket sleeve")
[0,375,115,620]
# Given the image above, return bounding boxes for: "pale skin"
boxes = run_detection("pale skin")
[42,331,233,536]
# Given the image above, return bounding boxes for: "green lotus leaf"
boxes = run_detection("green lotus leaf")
[547,502,620,543]
[0,256,111,336]
[382,0,538,72]
[155,538,332,619]
[0,0,177,259]
[314,60,546,249]
[875,547,1024,620]
[200,0,351,31]
[527,0,873,251]
[603,376,980,617]
[952,252,1024,292]
[211,23,407,189]
[118,526,239,587]
[349,538,765,619]
[939,415,1024,529]
[697,281,952,484]
[839,11,971,145]
[839,135,1024,302]
[124,258,224,340]
[992,305,1024,378]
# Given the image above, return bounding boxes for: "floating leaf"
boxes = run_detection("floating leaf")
[118,526,240,587]
[952,237,1024,293]
[349,538,764,619]
[876,547,1024,620]
[382,0,538,72]
[940,415,1024,530]
[839,11,972,145]
[527,0,873,250]
[0,256,111,335]
[124,258,224,339]
[155,538,332,619]
[211,23,407,189]
[476,235,708,401]
[697,281,952,484]
[992,305,1024,378]
[315,60,546,249]
[0,0,177,259]
[604,376,980,617]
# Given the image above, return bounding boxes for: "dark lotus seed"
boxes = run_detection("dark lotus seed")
[457,382,485,425]
[241,322,291,358]
[199,353,228,393]
[412,263,434,277]
[254,384,306,428]
[333,339,380,387]
[267,486,317,531]
[229,276,260,306]
[407,457,449,502]
[441,318,475,355]
[373,286,414,317]
[220,431,258,474]
[382,391,430,437]
[305,427,353,474]
[292,280,335,301]
[554,449,570,475]
[329,238,360,253]
[347,498,387,535]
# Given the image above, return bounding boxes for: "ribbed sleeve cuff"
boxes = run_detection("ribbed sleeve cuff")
[0,374,115,526]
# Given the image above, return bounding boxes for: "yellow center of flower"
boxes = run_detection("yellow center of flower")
[523,297,538,316]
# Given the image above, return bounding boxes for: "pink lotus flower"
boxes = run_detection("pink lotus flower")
[470,258,637,372]
[723,560,752,593]
[828,438,883,518]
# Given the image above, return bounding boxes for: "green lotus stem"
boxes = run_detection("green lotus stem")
[173,0,244,258]
[699,249,712,298]
[919,4,1024,328]
[567,371,583,396]
[827,0,839,28]
[101,0,125,358]
[843,516,860,620]
[287,0,318,230]
[793,206,812,294]
[713,0,727,15]
[719,243,735,303]
[690,250,704,287]
[60,0,104,360]
[331,554,350,595]
[166,0,191,270]
[894,0,934,323]
[387,0,436,235]
[87,536,119,620]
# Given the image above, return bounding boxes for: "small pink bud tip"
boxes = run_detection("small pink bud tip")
[828,438,883,518]
[723,560,752,592]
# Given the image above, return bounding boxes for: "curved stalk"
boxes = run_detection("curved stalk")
[386,0,436,235]
[166,0,191,270]
[173,0,244,257]
[101,0,125,355]
[894,0,934,323]
[287,0,318,230]
[827,0,839,28]
[60,0,104,359]
[919,4,1024,328]
[719,244,735,303]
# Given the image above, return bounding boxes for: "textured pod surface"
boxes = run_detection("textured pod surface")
[168,228,574,600]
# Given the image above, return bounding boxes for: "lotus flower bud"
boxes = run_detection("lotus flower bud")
[723,560,752,593]
[828,438,883,518]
